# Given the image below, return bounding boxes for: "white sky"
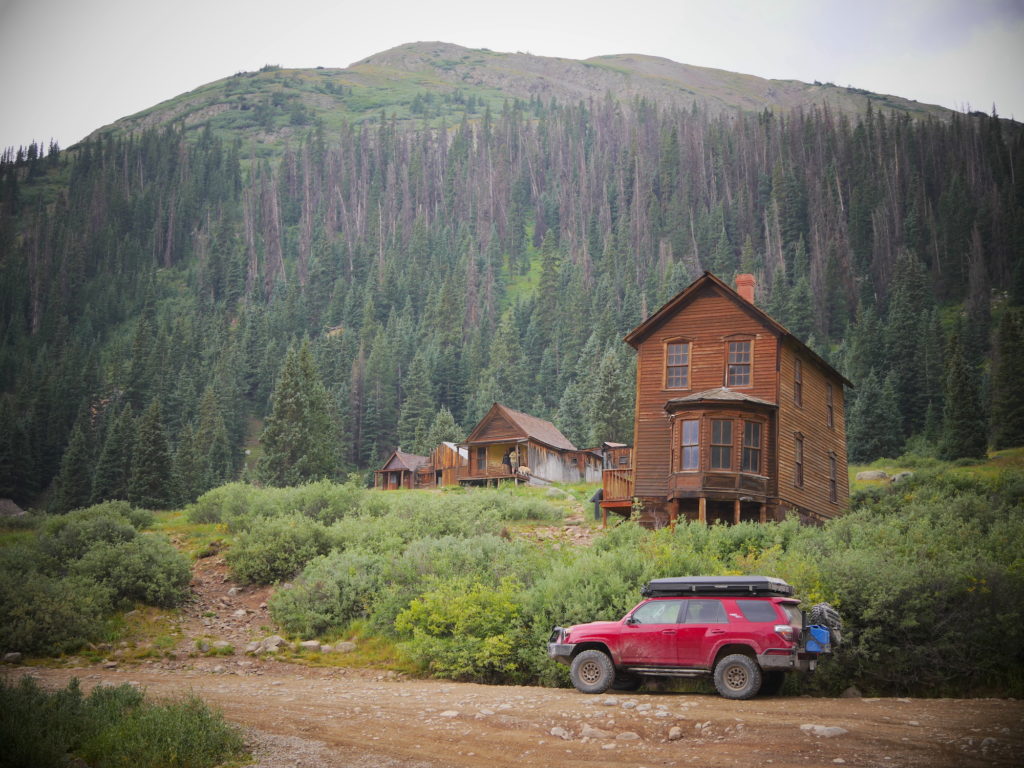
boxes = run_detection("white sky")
[1,0,1022,150]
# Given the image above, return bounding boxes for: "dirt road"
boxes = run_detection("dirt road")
[10,662,1021,768]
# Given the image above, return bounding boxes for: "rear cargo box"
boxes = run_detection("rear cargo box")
[641,575,795,597]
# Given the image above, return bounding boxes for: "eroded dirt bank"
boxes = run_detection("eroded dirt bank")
[8,664,1021,768]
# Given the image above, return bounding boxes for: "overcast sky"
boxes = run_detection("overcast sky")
[2,0,1022,151]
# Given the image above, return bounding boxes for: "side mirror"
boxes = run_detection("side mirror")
[626,616,639,625]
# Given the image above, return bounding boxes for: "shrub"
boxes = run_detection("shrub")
[0,676,244,768]
[188,478,366,527]
[39,505,138,563]
[69,535,191,607]
[0,573,113,654]
[396,578,527,682]
[225,513,332,584]
[269,549,388,637]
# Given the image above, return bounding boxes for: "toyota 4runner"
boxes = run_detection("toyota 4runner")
[547,575,840,699]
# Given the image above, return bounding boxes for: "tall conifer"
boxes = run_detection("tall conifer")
[257,341,339,486]
[129,399,177,509]
[939,332,988,460]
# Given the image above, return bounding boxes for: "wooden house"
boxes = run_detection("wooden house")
[602,272,851,527]
[457,403,587,485]
[374,449,429,490]
[429,441,469,487]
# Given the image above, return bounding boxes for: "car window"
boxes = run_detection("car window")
[629,599,685,624]
[736,600,780,622]
[680,599,728,624]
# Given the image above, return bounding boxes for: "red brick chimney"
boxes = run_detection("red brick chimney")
[736,274,756,304]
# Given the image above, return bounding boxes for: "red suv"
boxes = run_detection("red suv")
[547,576,838,699]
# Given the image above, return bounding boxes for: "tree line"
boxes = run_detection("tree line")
[0,97,1021,509]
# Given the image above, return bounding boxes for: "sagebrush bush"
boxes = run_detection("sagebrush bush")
[269,549,388,637]
[225,513,332,584]
[188,478,366,527]
[69,535,191,607]
[39,505,139,563]
[396,578,528,682]
[0,573,113,654]
[0,676,244,768]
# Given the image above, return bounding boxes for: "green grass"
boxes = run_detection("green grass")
[150,510,229,560]
[848,446,1024,493]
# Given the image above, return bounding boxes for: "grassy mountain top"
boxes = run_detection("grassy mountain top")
[87,41,956,156]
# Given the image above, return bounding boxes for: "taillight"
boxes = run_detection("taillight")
[774,624,796,643]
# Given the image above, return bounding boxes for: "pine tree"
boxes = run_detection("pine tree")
[174,423,207,504]
[52,412,95,513]
[195,385,234,486]
[587,346,635,446]
[989,309,1024,449]
[129,399,178,509]
[91,403,135,503]
[424,406,463,449]
[938,332,988,460]
[398,351,435,454]
[257,341,339,486]
[846,370,903,462]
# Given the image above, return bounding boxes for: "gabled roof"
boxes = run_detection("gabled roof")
[464,403,577,452]
[665,387,778,409]
[624,272,853,388]
[378,449,429,472]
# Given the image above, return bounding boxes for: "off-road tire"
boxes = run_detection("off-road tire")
[758,670,786,696]
[611,672,643,691]
[713,654,762,700]
[569,650,615,694]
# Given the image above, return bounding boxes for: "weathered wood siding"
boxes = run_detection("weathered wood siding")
[775,340,849,519]
[527,442,577,483]
[632,284,780,498]
[472,412,523,443]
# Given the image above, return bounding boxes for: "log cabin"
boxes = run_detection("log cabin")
[602,272,851,527]
[457,403,596,485]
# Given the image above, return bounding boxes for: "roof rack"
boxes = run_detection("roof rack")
[641,576,794,598]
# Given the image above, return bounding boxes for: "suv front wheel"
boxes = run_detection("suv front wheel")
[713,654,762,700]
[569,649,615,694]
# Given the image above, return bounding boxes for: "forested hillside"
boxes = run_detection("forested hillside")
[1,52,1022,510]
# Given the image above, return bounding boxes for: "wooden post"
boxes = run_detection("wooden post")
[759,504,767,524]
[698,496,707,524]
[734,499,741,525]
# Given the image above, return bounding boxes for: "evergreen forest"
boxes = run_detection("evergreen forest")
[1,88,1023,510]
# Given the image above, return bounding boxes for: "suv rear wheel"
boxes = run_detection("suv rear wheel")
[569,650,615,694]
[713,654,762,699]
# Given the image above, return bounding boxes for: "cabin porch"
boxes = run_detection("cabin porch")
[455,441,528,485]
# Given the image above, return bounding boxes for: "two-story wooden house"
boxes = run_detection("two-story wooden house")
[602,272,851,527]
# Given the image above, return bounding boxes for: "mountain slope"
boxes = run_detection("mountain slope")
[88,41,955,153]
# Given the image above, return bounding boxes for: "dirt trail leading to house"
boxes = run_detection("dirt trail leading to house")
[9,663,1022,768]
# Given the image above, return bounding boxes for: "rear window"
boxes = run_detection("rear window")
[736,600,781,623]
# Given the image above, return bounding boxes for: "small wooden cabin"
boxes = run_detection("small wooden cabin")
[602,272,851,527]
[374,449,429,490]
[457,403,586,485]
[429,441,469,487]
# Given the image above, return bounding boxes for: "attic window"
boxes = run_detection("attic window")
[727,341,751,387]
[666,341,690,389]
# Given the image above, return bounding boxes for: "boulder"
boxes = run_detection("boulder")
[800,724,848,738]
[840,685,862,698]
[212,641,233,653]
[258,635,289,654]
[890,471,914,484]
[580,724,612,739]
[2,652,22,664]
[299,640,322,652]
[550,726,572,740]
[855,470,889,481]
[335,641,357,653]
[668,726,683,741]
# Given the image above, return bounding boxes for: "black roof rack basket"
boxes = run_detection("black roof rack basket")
[641,576,794,598]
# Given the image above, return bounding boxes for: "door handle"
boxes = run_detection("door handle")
[709,629,726,635]
[661,629,676,635]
